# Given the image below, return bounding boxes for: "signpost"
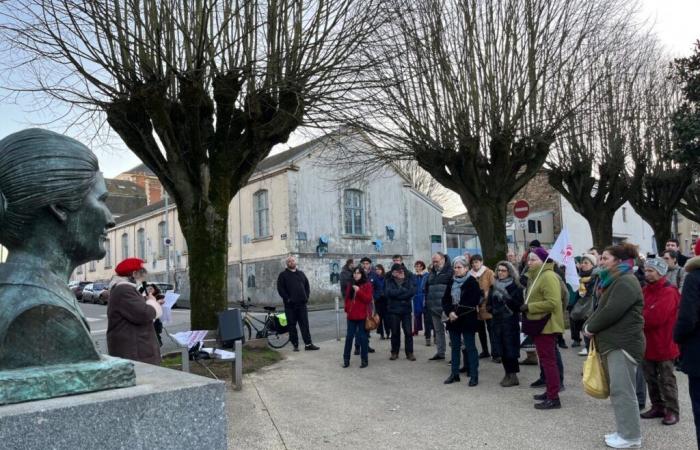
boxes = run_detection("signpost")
[513,200,530,252]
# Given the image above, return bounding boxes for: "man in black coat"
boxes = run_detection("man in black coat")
[385,263,416,361]
[674,245,700,447]
[425,252,452,360]
[277,256,319,352]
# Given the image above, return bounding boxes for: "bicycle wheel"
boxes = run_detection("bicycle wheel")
[266,330,289,349]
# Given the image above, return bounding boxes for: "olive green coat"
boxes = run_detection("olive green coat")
[525,263,565,335]
[585,272,644,363]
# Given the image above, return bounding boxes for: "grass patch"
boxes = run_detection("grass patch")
[160,346,283,380]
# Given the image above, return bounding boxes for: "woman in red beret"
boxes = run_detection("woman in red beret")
[106,258,163,365]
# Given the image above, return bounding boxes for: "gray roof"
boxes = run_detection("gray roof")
[115,199,167,225]
[255,133,335,172]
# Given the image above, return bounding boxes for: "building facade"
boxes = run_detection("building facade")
[77,131,444,306]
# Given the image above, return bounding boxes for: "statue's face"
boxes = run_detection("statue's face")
[64,173,114,265]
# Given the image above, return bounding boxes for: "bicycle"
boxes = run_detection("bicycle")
[239,299,290,349]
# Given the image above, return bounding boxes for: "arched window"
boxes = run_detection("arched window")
[137,228,146,260]
[121,232,129,259]
[158,221,167,258]
[253,190,270,238]
[343,189,364,235]
[104,238,111,268]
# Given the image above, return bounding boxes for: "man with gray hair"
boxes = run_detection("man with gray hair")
[425,252,452,361]
[276,256,319,351]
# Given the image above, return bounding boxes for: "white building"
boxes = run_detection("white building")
[77,130,444,306]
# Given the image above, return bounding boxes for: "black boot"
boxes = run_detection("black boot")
[444,374,460,384]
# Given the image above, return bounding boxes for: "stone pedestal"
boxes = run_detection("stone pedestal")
[0,361,227,450]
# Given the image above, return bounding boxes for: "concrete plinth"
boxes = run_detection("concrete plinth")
[0,361,227,450]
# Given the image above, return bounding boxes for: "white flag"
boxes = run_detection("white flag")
[548,228,580,290]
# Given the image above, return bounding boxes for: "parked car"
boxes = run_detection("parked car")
[72,281,91,302]
[82,282,110,305]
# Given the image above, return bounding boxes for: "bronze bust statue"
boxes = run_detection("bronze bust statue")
[0,129,135,404]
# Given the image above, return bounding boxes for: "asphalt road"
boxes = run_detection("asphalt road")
[80,302,344,351]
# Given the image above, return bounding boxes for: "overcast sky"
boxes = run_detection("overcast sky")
[0,0,697,180]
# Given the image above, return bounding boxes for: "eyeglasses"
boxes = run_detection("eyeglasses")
[496,268,508,272]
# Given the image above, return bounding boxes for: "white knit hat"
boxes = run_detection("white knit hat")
[645,258,668,276]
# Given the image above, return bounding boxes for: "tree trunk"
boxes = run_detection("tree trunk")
[179,204,230,330]
[649,218,672,255]
[588,212,615,251]
[463,200,508,266]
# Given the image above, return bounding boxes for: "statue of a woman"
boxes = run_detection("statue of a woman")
[0,129,115,369]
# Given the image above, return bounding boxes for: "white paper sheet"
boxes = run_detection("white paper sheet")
[160,292,180,325]
[172,330,208,349]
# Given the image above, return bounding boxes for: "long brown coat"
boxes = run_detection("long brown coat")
[106,280,162,365]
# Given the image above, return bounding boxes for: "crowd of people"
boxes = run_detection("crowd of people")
[274,238,699,449]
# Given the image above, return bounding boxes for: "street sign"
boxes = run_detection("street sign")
[513,200,530,219]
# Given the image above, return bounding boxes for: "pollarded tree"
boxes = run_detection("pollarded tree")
[629,67,692,252]
[350,0,633,262]
[0,0,383,328]
[547,33,654,249]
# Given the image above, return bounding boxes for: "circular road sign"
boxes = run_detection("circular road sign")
[513,200,530,220]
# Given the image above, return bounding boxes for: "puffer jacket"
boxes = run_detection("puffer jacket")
[643,278,680,361]
[425,257,453,315]
[674,256,700,376]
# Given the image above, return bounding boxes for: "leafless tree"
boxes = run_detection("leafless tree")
[547,29,655,249]
[629,69,692,251]
[346,0,632,261]
[0,0,383,328]
[393,161,456,208]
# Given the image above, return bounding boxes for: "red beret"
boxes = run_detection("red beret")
[115,258,145,276]
[695,240,700,257]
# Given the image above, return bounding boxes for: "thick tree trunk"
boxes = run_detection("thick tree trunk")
[179,204,230,330]
[588,212,615,251]
[464,201,508,266]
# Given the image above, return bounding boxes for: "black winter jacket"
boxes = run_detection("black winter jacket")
[385,275,416,315]
[487,281,524,323]
[442,276,481,333]
[425,258,453,314]
[675,257,700,376]
[277,269,310,305]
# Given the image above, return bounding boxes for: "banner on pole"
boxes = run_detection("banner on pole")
[549,228,580,289]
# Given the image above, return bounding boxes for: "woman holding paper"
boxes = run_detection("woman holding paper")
[107,258,163,365]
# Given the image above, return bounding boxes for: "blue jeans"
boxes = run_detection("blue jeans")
[450,330,478,379]
[343,320,368,362]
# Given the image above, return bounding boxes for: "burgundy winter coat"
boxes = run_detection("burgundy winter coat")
[344,282,373,321]
[642,277,680,361]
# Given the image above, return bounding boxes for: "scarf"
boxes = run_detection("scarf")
[469,265,486,279]
[578,269,593,296]
[492,278,513,300]
[451,275,468,305]
[598,261,633,290]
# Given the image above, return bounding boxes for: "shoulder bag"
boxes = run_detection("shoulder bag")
[521,312,551,336]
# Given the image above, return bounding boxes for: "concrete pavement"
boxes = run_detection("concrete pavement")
[227,335,697,450]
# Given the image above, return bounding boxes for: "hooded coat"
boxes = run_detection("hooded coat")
[674,256,700,376]
[642,277,680,361]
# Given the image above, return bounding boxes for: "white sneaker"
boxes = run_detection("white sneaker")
[605,434,641,448]
[578,348,588,356]
[605,432,618,440]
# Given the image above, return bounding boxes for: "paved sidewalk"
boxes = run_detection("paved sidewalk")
[227,336,696,449]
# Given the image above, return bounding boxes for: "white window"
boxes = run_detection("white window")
[121,233,129,259]
[622,207,627,223]
[89,261,96,272]
[158,221,167,258]
[253,190,270,238]
[344,189,365,235]
[137,228,146,260]
[104,238,111,268]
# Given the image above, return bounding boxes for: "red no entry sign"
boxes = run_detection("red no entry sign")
[513,200,530,219]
